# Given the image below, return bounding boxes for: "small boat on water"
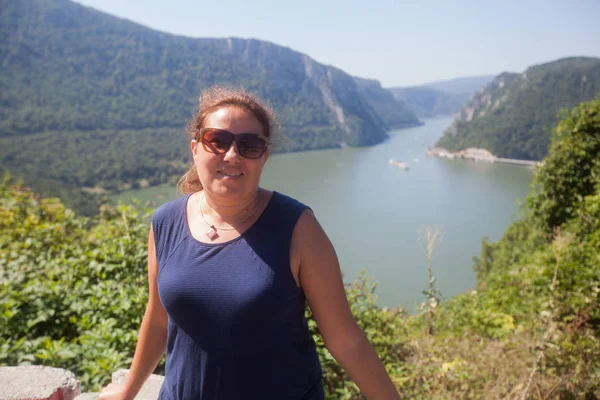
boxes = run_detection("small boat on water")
[389,159,410,170]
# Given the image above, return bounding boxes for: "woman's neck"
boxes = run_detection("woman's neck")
[201,189,261,223]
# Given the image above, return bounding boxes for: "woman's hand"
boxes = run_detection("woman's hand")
[98,382,129,400]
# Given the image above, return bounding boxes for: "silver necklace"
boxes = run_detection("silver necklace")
[200,193,257,240]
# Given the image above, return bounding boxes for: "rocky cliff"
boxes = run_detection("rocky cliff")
[353,77,422,129]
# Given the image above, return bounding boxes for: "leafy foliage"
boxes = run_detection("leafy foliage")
[450,99,600,396]
[0,176,152,390]
[527,99,600,233]
[437,57,600,160]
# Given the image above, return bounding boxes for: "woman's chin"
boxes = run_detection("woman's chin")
[209,182,251,198]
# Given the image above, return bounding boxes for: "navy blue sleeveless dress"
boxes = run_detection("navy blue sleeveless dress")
[152,191,324,399]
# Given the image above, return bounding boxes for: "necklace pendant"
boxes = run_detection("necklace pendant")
[206,225,219,241]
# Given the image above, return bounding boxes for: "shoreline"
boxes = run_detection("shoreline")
[426,147,540,168]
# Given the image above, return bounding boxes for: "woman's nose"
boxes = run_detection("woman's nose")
[223,141,241,161]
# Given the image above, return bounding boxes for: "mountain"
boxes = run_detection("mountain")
[0,0,398,146]
[354,78,422,129]
[422,75,495,95]
[0,0,420,213]
[436,57,600,160]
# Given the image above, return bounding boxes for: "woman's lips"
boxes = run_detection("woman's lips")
[217,170,243,179]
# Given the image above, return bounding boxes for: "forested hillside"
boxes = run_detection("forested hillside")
[0,0,419,214]
[2,100,598,399]
[436,57,600,160]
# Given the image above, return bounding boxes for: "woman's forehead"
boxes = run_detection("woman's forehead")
[206,107,263,134]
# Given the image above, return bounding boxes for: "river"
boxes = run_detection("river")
[115,117,533,310]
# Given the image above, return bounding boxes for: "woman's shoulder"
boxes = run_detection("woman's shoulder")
[269,190,310,212]
[265,191,312,229]
[152,193,191,227]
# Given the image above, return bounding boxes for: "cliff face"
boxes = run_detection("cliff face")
[219,38,389,148]
[436,57,600,160]
[353,77,422,129]
[0,0,405,152]
[446,72,519,127]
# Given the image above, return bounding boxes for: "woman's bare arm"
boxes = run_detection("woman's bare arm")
[99,227,168,400]
[293,211,400,400]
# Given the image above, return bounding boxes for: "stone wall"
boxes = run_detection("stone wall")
[0,367,163,400]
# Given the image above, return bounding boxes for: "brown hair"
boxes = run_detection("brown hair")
[177,86,278,194]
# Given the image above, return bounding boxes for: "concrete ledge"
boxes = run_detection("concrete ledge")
[0,366,81,400]
[72,370,164,400]
[0,367,163,400]
[112,369,163,400]
[73,394,97,400]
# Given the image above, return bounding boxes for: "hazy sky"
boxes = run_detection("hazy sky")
[75,0,600,87]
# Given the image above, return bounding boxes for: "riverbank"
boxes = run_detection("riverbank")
[427,147,541,168]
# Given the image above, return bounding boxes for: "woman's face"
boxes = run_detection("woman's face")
[191,106,269,202]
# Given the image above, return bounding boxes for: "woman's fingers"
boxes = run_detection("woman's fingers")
[98,382,127,400]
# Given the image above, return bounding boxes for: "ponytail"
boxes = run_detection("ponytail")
[177,165,203,194]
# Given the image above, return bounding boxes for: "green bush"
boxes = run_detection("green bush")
[528,99,600,233]
[0,176,151,390]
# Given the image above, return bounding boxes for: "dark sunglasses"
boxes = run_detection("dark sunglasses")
[197,128,268,159]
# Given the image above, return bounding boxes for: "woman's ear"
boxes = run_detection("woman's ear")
[191,139,198,157]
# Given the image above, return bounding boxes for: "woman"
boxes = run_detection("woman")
[99,87,400,399]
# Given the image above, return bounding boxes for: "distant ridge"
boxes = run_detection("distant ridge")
[388,75,494,118]
[421,75,495,95]
[436,57,600,160]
